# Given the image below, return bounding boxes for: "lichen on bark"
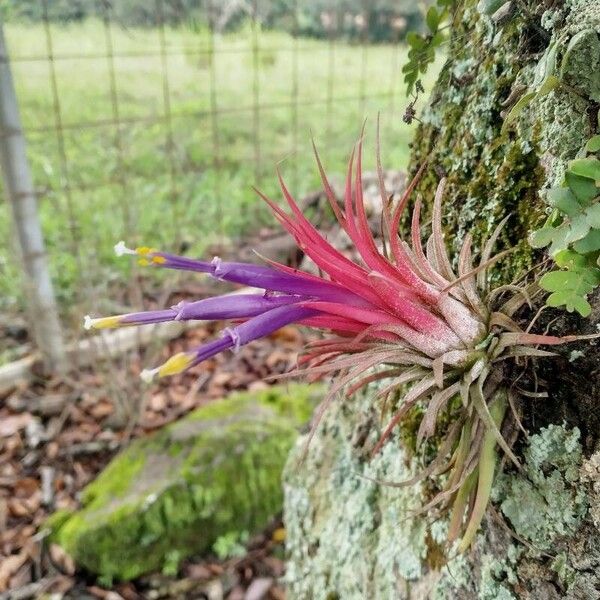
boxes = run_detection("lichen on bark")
[283,1,600,598]
[283,383,430,600]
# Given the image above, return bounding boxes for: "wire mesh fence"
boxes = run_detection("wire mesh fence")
[0,0,427,342]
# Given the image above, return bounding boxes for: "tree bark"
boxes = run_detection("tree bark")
[283,1,600,598]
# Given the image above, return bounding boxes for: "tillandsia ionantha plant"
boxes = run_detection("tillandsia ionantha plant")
[85,126,596,551]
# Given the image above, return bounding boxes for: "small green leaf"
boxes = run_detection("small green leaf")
[426,6,440,33]
[546,291,591,316]
[540,266,600,316]
[529,227,556,249]
[585,204,600,228]
[538,74,559,96]
[568,157,600,183]
[547,187,581,217]
[539,270,580,290]
[573,229,600,253]
[534,42,557,87]
[431,31,445,48]
[565,171,599,203]
[565,214,591,243]
[477,0,505,15]
[548,223,570,255]
[585,135,600,153]
[554,249,589,269]
[406,31,426,49]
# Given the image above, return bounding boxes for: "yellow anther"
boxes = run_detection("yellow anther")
[157,352,193,377]
[84,315,121,330]
[135,246,156,256]
[152,255,166,264]
[138,258,150,267]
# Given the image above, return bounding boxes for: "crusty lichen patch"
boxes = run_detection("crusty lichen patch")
[283,386,428,600]
[47,384,319,582]
[494,424,587,550]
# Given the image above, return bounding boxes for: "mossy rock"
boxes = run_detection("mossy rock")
[47,384,319,582]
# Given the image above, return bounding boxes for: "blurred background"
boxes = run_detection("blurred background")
[1,0,440,336]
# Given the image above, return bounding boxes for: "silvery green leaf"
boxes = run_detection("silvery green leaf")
[585,135,600,153]
[565,214,591,244]
[573,229,600,253]
[565,171,599,204]
[547,187,581,217]
[585,203,600,228]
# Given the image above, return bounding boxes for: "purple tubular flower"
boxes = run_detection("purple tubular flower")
[85,294,307,330]
[184,257,359,303]
[175,294,305,321]
[224,304,317,349]
[122,242,363,304]
[142,304,317,381]
[120,309,177,326]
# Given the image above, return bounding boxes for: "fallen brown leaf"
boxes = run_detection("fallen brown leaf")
[13,476,39,497]
[88,585,125,599]
[0,550,29,591]
[7,498,31,518]
[245,577,273,600]
[8,561,31,590]
[0,414,33,438]
[49,543,76,575]
[185,563,213,580]
[268,585,285,600]
[89,400,115,419]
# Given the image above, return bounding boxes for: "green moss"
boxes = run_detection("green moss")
[412,87,545,284]
[80,449,147,505]
[398,403,425,456]
[47,384,319,581]
[44,508,73,532]
[551,551,577,587]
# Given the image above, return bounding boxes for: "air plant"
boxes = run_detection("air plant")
[85,128,594,552]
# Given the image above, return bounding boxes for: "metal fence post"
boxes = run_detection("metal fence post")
[0,18,66,372]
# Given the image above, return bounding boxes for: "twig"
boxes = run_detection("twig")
[58,439,120,457]
[40,466,55,507]
[0,577,55,600]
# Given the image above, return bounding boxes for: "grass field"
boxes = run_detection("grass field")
[0,20,441,319]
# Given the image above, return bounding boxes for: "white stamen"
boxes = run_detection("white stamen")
[140,368,159,383]
[114,241,136,257]
[83,315,94,330]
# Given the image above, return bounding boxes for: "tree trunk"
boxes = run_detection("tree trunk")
[283,1,600,598]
